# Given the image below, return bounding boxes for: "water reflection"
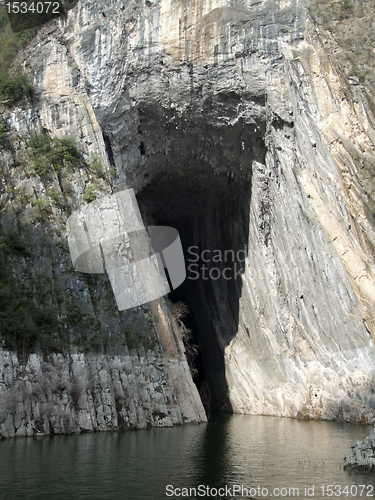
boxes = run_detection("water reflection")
[0,413,373,500]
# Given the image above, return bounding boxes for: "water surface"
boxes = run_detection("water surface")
[0,413,373,499]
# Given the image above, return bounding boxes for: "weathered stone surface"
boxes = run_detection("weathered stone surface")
[0,324,206,438]
[1,0,375,437]
[344,428,375,472]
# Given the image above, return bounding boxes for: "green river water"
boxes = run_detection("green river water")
[0,412,373,499]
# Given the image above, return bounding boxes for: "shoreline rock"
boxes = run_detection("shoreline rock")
[344,428,375,472]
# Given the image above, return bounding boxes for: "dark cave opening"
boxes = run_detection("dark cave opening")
[129,100,266,411]
[102,131,116,167]
[167,285,209,408]
[136,169,252,411]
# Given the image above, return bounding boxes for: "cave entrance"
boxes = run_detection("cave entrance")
[130,101,266,411]
[136,167,252,411]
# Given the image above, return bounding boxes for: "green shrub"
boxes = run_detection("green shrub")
[0,229,28,255]
[65,297,82,326]
[89,152,104,177]
[32,198,51,220]
[351,150,362,162]
[125,328,155,351]
[83,183,99,203]
[0,276,60,354]
[338,0,354,19]
[55,137,83,164]
[33,198,50,210]
[0,120,9,148]
[46,188,63,203]
[0,229,101,355]
[0,292,62,354]
[342,0,353,11]
[125,333,139,350]
[28,134,54,175]
[61,178,74,196]
[0,71,33,106]
[0,283,39,351]
[28,134,85,176]
[0,258,81,354]
[17,194,32,205]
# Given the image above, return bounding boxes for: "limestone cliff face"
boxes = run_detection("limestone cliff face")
[0,344,205,437]
[0,52,207,436]
[1,0,375,435]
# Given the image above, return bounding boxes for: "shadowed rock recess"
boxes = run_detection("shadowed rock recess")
[1,0,375,437]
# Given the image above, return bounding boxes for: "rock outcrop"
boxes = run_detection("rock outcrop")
[0,343,206,438]
[344,428,375,472]
[1,0,375,437]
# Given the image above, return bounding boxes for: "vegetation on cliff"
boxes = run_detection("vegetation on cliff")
[28,134,85,176]
[0,224,157,356]
[0,8,158,357]
[0,6,35,106]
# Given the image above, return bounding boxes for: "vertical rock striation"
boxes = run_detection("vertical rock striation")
[1,0,375,435]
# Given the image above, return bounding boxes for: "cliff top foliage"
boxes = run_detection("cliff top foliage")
[0,7,36,73]
[0,6,35,106]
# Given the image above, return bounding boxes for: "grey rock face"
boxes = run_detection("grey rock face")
[1,0,375,436]
[0,348,205,438]
[0,294,207,438]
[344,428,375,472]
